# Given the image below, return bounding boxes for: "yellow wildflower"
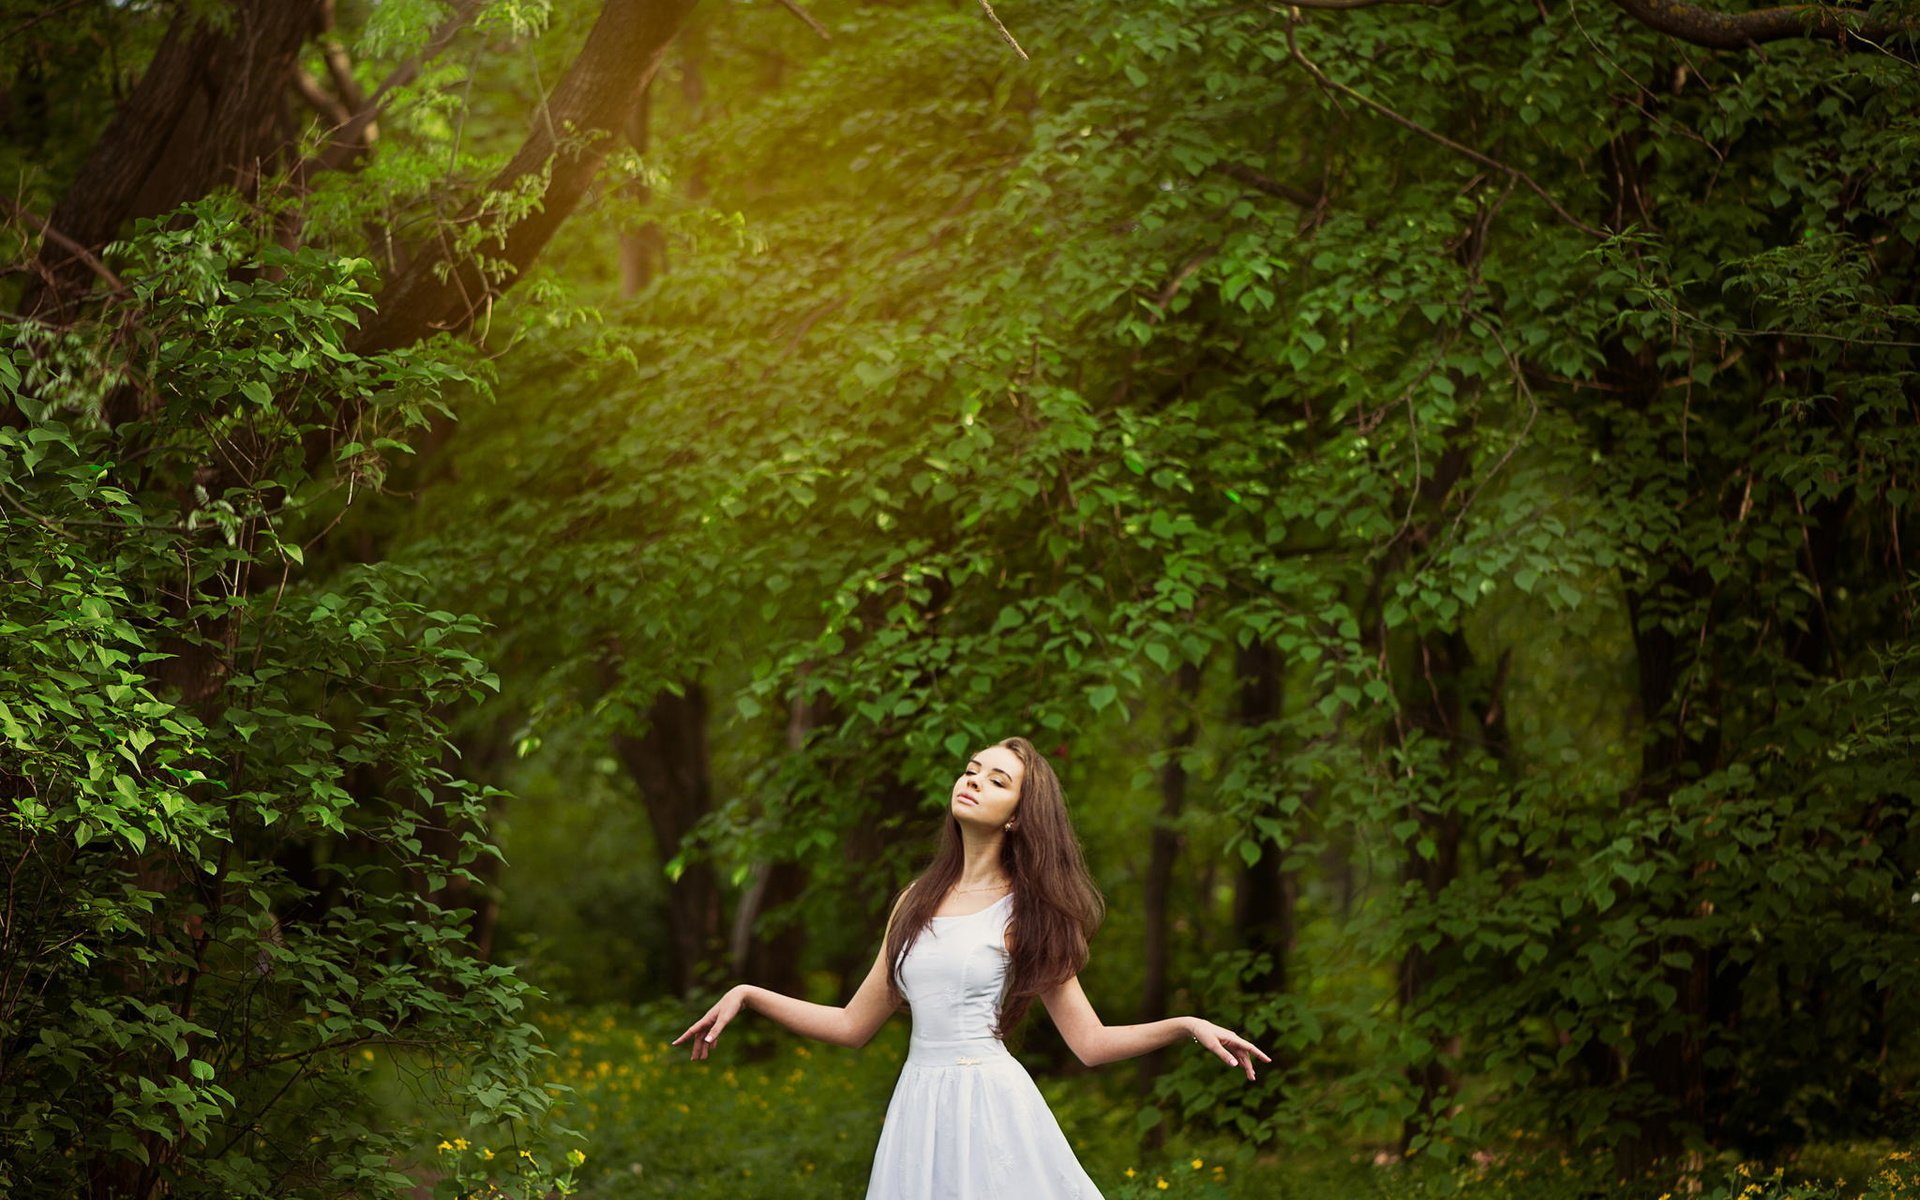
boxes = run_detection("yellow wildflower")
[453,1138,468,1151]
[1156,1179,1169,1191]
[1191,1157,1204,1169]
[1124,1167,1136,1179]
[436,1141,452,1153]
[481,1149,494,1161]
[566,1149,586,1166]
[519,1149,534,1161]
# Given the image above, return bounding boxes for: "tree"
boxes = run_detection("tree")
[0,2,706,1194]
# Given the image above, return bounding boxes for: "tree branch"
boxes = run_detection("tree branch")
[1,197,127,295]
[773,0,831,40]
[293,67,352,129]
[320,38,367,111]
[975,0,1029,60]
[290,0,488,181]
[1286,0,1451,7]
[1284,21,1608,239]
[349,0,702,354]
[1610,0,1917,52]
[1211,161,1322,210]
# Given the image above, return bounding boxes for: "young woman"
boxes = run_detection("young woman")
[673,735,1270,1199]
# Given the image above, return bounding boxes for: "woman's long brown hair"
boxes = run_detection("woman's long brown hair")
[882,736,1105,1039]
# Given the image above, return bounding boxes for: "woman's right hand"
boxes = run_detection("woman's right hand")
[672,985,748,1061]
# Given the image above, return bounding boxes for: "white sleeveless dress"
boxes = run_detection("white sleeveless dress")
[865,891,1104,1199]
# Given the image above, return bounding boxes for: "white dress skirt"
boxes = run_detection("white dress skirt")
[864,892,1104,1200]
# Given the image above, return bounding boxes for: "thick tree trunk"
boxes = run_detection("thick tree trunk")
[1230,638,1296,1133]
[608,677,723,996]
[22,0,327,322]
[1396,627,1474,1155]
[1137,659,1203,1096]
[1357,432,1476,1157]
[1614,573,1716,1175]
[1233,641,1293,997]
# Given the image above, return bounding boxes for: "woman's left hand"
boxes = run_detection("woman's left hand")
[1187,1017,1271,1081]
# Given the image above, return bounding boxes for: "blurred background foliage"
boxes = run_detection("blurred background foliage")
[2,0,1917,1197]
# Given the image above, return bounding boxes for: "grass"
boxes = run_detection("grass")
[384,999,1919,1200]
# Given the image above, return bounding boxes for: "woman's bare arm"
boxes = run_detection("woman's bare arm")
[1039,974,1269,1078]
[733,942,897,1047]
[673,884,912,1057]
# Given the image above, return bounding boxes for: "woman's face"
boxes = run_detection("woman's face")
[950,744,1025,831]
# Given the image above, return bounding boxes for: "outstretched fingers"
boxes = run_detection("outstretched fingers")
[673,1012,724,1059]
[671,1016,708,1048]
[1206,1031,1270,1081]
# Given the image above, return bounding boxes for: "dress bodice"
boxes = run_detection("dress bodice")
[896,892,1014,1043]
[869,888,1103,1198]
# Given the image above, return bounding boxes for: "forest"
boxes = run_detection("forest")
[1,0,1917,1198]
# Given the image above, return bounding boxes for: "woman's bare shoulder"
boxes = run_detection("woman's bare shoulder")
[883,879,918,939]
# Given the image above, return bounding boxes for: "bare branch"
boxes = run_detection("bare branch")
[2,196,126,295]
[774,0,831,40]
[1212,161,1321,209]
[0,0,92,46]
[1286,0,1450,7]
[290,0,487,180]
[1283,21,1608,239]
[368,0,487,107]
[1610,0,1917,52]
[976,0,1029,60]
[1145,245,1220,325]
[293,66,352,128]
[320,41,365,109]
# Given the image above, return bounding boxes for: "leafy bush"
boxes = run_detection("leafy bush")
[0,197,557,1199]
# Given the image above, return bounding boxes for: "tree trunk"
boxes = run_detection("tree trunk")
[1396,626,1474,1156]
[1137,659,1203,1096]
[617,84,667,297]
[1228,638,1296,1134]
[1233,641,1293,997]
[1613,573,1716,1174]
[728,681,820,1000]
[22,0,327,322]
[607,676,722,996]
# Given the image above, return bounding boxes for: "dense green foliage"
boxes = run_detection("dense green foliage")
[0,201,565,1196]
[407,0,1920,1173]
[3,0,1917,1197]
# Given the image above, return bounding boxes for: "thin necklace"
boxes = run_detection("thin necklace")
[952,880,1011,895]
